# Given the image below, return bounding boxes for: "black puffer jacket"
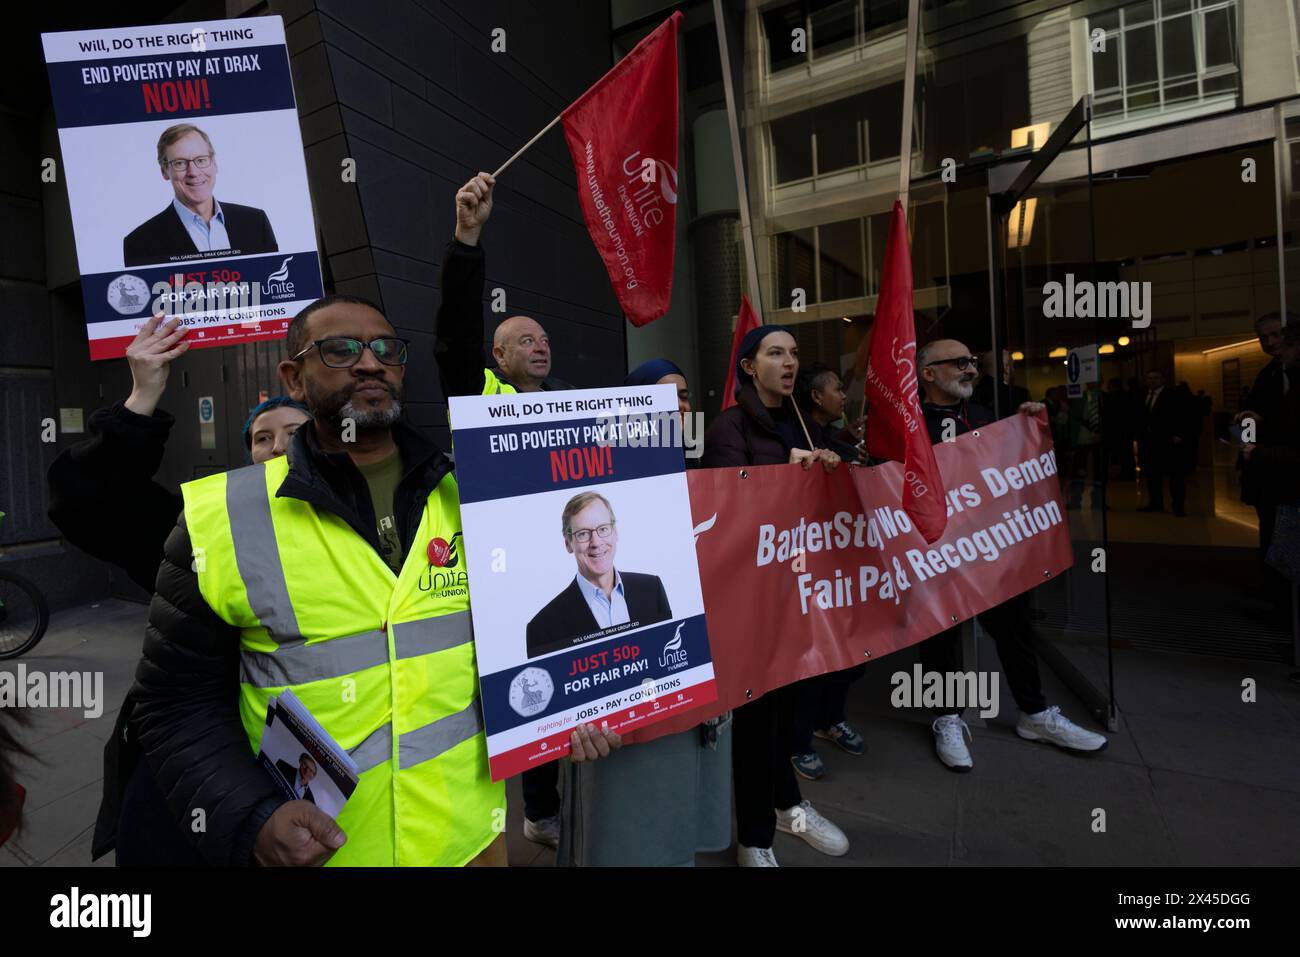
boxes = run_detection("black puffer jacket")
[702,382,810,468]
[119,418,453,866]
[47,402,181,593]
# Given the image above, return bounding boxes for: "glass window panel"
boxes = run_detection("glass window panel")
[1093,42,1120,91]
[866,0,906,31]
[814,95,865,173]
[1163,0,1192,13]
[1160,13,1196,80]
[1202,8,1236,69]
[811,0,856,59]
[1128,87,1160,110]
[911,202,947,290]
[818,219,866,301]
[771,111,814,183]
[869,212,891,294]
[1124,1,1156,25]
[763,2,806,73]
[774,228,817,306]
[1094,95,1125,117]
[1125,25,1158,86]
[1163,79,1198,104]
[864,82,903,160]
[1202,71,1237,95]
[1092,10,1120,32]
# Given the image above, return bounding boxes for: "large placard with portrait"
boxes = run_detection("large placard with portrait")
[43,16,323,359]
[449,384,715,780]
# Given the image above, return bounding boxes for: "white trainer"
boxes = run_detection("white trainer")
[932,714,973,771]
[775,799,849,857]
[737,844,780,867]
[522,814,560,848]
[1016,705,1108,752]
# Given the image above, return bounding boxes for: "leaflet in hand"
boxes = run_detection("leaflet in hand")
[257,689,358,819]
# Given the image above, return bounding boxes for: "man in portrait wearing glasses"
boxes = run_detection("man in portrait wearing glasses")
[128,294,621,868]
[525,492,672,660]
[122,123,277,267]
[908,338,1108,773]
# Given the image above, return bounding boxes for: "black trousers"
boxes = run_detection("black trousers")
[790,665,866,754]
[116,760,206,867]
[1141,445,1185,511]
[732,684,802,849]
[522,762,560,822]
[917,595,1048,717]
[1257,504,1276,556]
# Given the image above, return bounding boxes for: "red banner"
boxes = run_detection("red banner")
[626,412,1074,744]
[562,13,680,327]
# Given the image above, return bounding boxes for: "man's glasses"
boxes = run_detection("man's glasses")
[568,523,615,545]
[165,154,213,173]
[293,337,410,368]
[926,355,978,371]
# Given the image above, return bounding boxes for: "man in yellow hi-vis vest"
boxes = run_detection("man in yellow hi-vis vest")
[130,185,619,865]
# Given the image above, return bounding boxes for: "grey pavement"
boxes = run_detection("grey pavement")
[4,598,1298,867]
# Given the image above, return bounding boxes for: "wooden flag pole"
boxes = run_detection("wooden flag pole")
[897,0,921,213]
[492,112,563,178]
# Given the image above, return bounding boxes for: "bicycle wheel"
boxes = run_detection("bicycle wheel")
[0,571,49,659]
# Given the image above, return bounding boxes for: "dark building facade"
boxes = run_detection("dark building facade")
[2,0,623,607]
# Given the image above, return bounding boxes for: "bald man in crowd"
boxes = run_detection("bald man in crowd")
[431,172,572,854]
[434,171,572,397]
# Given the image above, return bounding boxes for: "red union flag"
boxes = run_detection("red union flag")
[721,294,760,411]
[865,201,947,544]
[561,13,681,327]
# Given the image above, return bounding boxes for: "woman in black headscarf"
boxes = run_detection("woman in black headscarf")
[701,326,851,867]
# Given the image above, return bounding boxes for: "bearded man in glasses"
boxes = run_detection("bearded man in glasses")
[123,123,277,267]
[909,338,1108,773]
[126,293,621,870]
[526,491,672,660]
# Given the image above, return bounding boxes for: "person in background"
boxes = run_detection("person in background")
[914,339,1107,771]
[46,313,310,866]
[1138,369,1195,517]
[702,326,850,867]
[1102,378,1136,480]
[1064,382,1103,511]
[786,363,867,780]
[1236,312,1292,558]
[973,348,1029,415]
[1240,324,1300,634]
[553,361,733,866]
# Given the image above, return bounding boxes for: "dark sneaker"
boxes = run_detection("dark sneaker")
[790,750,825,780]
[815,721,866,755]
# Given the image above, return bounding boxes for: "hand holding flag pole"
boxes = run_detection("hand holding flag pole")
[485,13,682,327]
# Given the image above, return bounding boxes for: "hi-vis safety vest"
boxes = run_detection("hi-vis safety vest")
[482,368,516,395]
[181,453,504,866]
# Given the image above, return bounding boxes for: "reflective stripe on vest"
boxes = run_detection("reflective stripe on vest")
[182,455,503,866]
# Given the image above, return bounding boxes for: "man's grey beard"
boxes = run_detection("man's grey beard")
[339,398,403,430]
[937,377,974,401]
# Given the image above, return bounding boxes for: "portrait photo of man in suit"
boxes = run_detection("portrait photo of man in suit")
[274,752,318,806]
[526,491,672,659]
[122,123,278,267]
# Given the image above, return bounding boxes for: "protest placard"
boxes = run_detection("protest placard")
[42,17,323,359]
[448,385,715,780]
